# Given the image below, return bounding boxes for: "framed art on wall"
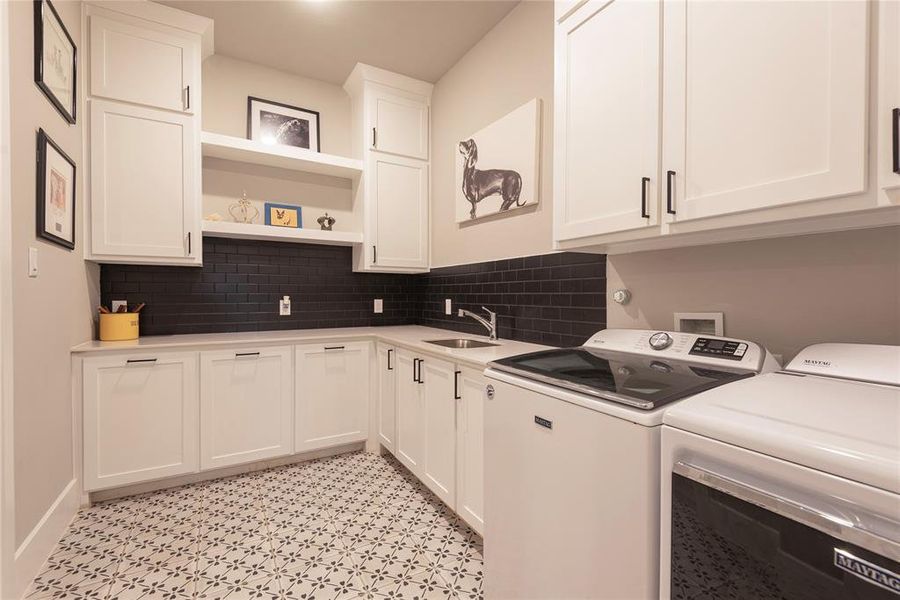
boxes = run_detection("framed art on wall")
[247,96,320,152]
[264,203,302,228]
[34,0,77,124]
[36,129,76,249]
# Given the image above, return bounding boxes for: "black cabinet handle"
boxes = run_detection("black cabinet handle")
[412,358,419,382]
[417,358,424,384]
[187,231,192,255]
[454,370,461,400]
[372,127,377,148]
[641,177,650,219]
[893,108,899,175]
[324,346,344,351]
[372,245,377,264]
[666,170,676,215]
[185,85,191,110]
[126,358,157,364]
[235,351,260,357]
[387,348,393,370]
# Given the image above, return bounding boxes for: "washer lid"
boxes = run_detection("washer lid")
[786,343,900,386]
[663,371,900,494]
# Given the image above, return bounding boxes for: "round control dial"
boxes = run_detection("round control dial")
[649,332,673,350]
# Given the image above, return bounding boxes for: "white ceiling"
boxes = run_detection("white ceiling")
[160,0,520,85]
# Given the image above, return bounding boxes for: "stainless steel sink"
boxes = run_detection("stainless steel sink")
[425,338,499,349]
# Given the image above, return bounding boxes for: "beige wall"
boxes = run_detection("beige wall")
[607,227,900,361]
[9,0,98,548]
[430,1,554,268]
[201,54,357,231]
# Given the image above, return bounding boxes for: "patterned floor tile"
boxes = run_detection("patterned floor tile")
[24,452,483,600]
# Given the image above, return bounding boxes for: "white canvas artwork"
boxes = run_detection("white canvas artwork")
[455,98,540,223]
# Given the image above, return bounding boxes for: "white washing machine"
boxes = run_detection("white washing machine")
[661,343,900,599]
[483,329,779,599]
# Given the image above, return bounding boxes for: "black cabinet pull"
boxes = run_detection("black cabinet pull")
[893,108,899,175]
[666,170,676,215]
[454,370,461,400]
[412,358,419,382]
[235,352,260,357]
[387,348,393,370]
[417,359,424,384]
[324,346,344,351]
[185,85,191,110]
[372,245,377,263]
[126,358,157,364]
[187,231,192,255]
[641,177,650,219]
[372,127,377,148]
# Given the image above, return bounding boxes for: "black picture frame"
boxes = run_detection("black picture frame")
[36,129,77,250]
[247,96,321,152]
[34,0,77,124]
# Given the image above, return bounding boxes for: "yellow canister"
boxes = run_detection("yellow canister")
[99,313,139,341]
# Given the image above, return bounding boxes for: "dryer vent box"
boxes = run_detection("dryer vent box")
[674,312,724,336]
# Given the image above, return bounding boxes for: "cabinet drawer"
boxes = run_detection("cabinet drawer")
[200,346,293,470]
[83,352,199,491]
[90,15,197,113]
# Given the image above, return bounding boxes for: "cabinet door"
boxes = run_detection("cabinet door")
[420,357,456,508]
[369,153,429,269]
[200,347,293,470]
[90,100,198,262]
[90,15,197,113]
[295,342,370,452]
[377,344,397,452]
[368,88,429,160]
[455,368,485,535]
[395,350,424,474]
[554,0,661,242]
[662,0,868,222]
[83,352,199,491]
[878,0,900,193]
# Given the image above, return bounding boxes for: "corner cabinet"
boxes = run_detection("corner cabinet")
[554,0,899,253]
[345,64,432,273]
[294,341,371,452]
[85,3,208,266]
[83,352,199,491]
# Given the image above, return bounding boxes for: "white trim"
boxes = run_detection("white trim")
[0,0,16,596]
[12,480,78,600]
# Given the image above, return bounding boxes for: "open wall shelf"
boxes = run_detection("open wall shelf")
[202,220,363,247]
[201,132,363,181]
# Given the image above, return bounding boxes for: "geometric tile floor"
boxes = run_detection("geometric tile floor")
[25,452,484,599]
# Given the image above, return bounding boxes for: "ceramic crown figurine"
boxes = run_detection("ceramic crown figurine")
[317,213,336,231]
[229,191,259,224]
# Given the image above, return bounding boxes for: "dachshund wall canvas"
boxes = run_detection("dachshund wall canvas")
[455,98,540,222]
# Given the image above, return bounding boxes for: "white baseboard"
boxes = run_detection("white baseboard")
[13,479,78,600]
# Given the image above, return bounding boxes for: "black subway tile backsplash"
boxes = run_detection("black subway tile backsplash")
[101,237,606,346]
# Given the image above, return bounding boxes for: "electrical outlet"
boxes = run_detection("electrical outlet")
[373,299,383,314]
[280,296,291,316]
[445,299,452,315]
[111,300,127,312]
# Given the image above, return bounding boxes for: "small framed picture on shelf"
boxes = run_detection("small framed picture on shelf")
[264,203,302,228]
[36,129,76,249]
[247,96,320,152]
[34,0,77,124]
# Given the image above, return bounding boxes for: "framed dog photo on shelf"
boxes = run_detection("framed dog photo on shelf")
[34,0,77,124]
[264,203,302,229]
[247,97,320,152]
[36,129,76,250]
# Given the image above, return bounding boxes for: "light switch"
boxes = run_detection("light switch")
[27,247,38,277]
[374,299,383,314]
[445,299,452,315]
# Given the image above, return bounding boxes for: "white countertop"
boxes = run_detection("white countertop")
[71,325,552,369]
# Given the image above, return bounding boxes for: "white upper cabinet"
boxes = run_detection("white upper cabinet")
[90,15,197,113]
[90,100,198,262]
[200,347,294,470]
[83,353,199,491]
[554,0,661,242]
[368,153,429,270]
[377,344,397,452]
[369,87,429,160]
[878,0,900,195]
[294,342,370,453]
[661,0,869,222]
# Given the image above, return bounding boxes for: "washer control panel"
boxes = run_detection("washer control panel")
[689,337,748,361]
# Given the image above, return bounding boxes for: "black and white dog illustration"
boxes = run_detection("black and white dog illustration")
[458,138,523,220]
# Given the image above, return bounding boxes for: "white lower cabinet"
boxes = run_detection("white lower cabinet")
[294,342,370,452]
[455,367,486,535]
[395,349,424,472]
[83,352,199,491]
[199,346,293,470]
[376,344,397,451]
[419,357,457,508]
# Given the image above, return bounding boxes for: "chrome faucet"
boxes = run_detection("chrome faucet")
[458,306,498,340]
